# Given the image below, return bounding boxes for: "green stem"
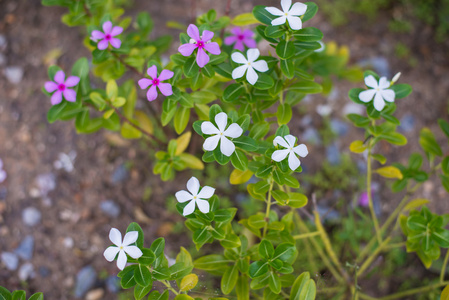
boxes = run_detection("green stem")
[161,280,179,296]
[262,180,274,237]
[375,281,449,300]
[441,250,449,283]
[293,231,320,240]
[367,143,382,245]
[383,242,406,251]
[357,237,391,277]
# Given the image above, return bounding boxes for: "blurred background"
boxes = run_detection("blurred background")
[0,0,448,299]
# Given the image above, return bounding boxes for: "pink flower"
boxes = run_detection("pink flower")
[224,27,257,52]
[44,70,80,105]
[91,21,123,50]
[138,65,174,101]
[358,192,370,207]
[178,24,221,68]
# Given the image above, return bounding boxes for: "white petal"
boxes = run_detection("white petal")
[196,199,210,214]
[201,121,220,135]
[289,2,307,15]
[288,152,301,171]
[373,92,385,111]
[109,228,122,247]
[183,200,196,216]
[378,77,390,89]
[247,48,260,63]
[231,52,248,64]
[251,60,268,72]
[197,186,215,199]
[122,231,138,246]
[281,0,292,12]
[273,136,289,148]
[358,89,376,103]
[215,112,228,132]
[265,6,285,16]
[272,149,290,162]
[364,75,378,89]
[293,144,308,157]
[220,136,236,157]
[186,176,200,196]
[246,66,259,85]
[381,89,395,102]
[392,72,401,83]
[232,65,248,80]
[117,250,127,270]
[284,134,297,148]
[287,15,302,30]
[203,135,221,151]
[175,190,194,203]
[224,123,243,138]
[124,246,143,259]
[103,246,120,262]
[271,16,287,26]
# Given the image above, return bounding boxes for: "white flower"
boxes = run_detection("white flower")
[231,49,268,85]
[359,75,395,112]
[103,228,143,270]
[201,112,243,157]
[272,135,308,171]
[265,0,307,30]
[175,177,215,216]
[0,159,6,183]
[391,72,401,84]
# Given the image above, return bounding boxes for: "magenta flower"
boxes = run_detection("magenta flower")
[178,24,221,68]
[138,65,174,101]
[44,70,80,105]
[358,191,372,207]
[91,21,123,50]
[224,27,257,52]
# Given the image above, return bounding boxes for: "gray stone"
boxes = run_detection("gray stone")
[105,276,120,293]
[1,252,19,271]
[302,127,321,145]
[4,66,24,84]
[100,200,120,218]
[326,143,341,165]
[74,266,97,298]
[36,173,56,197]
[399,114,415,133]
[110,164,128,183]
[0,53,5,66]
[15,235,34,260]
[22,207,41,227]
[330,118,349,136]
[18,262,34,281]
[0,35,6,51]
[38,266,51,277]
[358,56,390,77]
[0,187,7,200]
[316,205,340,221]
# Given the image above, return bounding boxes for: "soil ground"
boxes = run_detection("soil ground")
[0,0,448,299]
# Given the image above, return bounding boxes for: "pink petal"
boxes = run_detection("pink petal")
[102,21,112,34]
[63,89,77,102]
[230,27,242,35]
[147,65,158,79]
[64,76,80,87]
[45,81,58,93]
[138,78,152,90]
[233,40,245,52]
[109,38,121,49]
[54,70,65,84]
[158,69,174,81]
[110,26,123,36]
[146,85,158,101]
[51,91,63,105]
[178,43,197,57]
[204,42,221,55]
[187,24,200,41]
[224,35,238,46]
[202,30,214,42]
[98,39,109,50]
[243,38,257,49]
[243,29,254,38]
[196,48,210,68]
[91,30,105,40]
[158,83,173,97]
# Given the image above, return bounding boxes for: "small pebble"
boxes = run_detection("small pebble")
[85,288,104,300]
[326,143,341,165]
[38,266,51,277]
[74,266,97,298]
[359,56,390,77]
[302,127,321,145]
[35,173,56,197]
[99,200,120,218]
[105,276,120,293]
[14,235,34,260]
[1,252,19,271]
[398,114,415,133]
[110,164,128,183]
[18,262,34,281]
[22,207,41,227]
[330,118,349,136]
[4,66,24,84]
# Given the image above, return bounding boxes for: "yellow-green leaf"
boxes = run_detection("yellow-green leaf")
[403,198,430,211]
[103,109,115,119]
[106,79,118,99]
[375,166,403,179]
[349,140,366,153]
[230,169,253,185]
[121,122,142,139]
[174,295,194,300]
[441,284,449,300]
[111,96,126,107]
[231,13,258,26]
[180,274,198,292]
[179,153,204,170]
[134,110,154,134]
[176,131,192,155]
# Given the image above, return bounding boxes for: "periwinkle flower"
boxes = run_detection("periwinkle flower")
[359,75,395,112]
[224,27,257,52]
[91,21,123,50]
[44,70,80,105]
[138,65,174,101]
[103,228,143,270]
[265,0,307,30]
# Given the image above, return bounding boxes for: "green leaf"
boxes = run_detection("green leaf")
[231,149,249,171]
[169,262,193,280]
[268,272,281,294]
[249,215,266,229]
[150,237,165,257]
[293,27,323,42]
[265,25,285,38]
[390,83,412,98]
[11,291,25,300]
[254,73,275,90]
[184,57,199,78]
[272,190,289,205]
[302,2,318,22]
[221,264,239,294]
[236,276,249,300]
[174,106,190,134]
[136,12,153,35]
[379,132,407,146]
[209,104,223,121]
[180,274,198,292]
[275,125,290,137]
[126,222,144,248]
[148,290,169,300]
[280,59,295,79]
[431,228,449,248]
[134,283,152,300]
[234,136,258,151]
[407,215,427,231]
[277,103,292,125]
[232,13,259,26]
[249,261,269,278]
[442,157,449,175]
[253,5,274,25]
[347,114,370,128]
[27,293,43,300]
[220,233,241,249]
[276,41,295,59]
[273,243,296,263]
[106,80,118,99]
[194,255,231,271]
[375,166,403,179]
[287,193,308,208]
[179,92,194,108]
[288,81,322,94]
[259,240,275,259]
[438,119,449,138]
[138,248,156,266]
[250,122,270,140]
[419,128,443,156]
[223,83,245,103]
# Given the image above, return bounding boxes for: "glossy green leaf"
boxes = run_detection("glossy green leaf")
[221,264,239,294]
[276,41,295,59]
[419,128,442,156]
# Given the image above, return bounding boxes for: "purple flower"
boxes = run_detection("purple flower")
[138,65,174,101]
[0,159,6,183]
[358,192,371,207]
[178,24,221,68]
[224,27,257,52]
[91,21,123,50]
[44,70,80,105]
